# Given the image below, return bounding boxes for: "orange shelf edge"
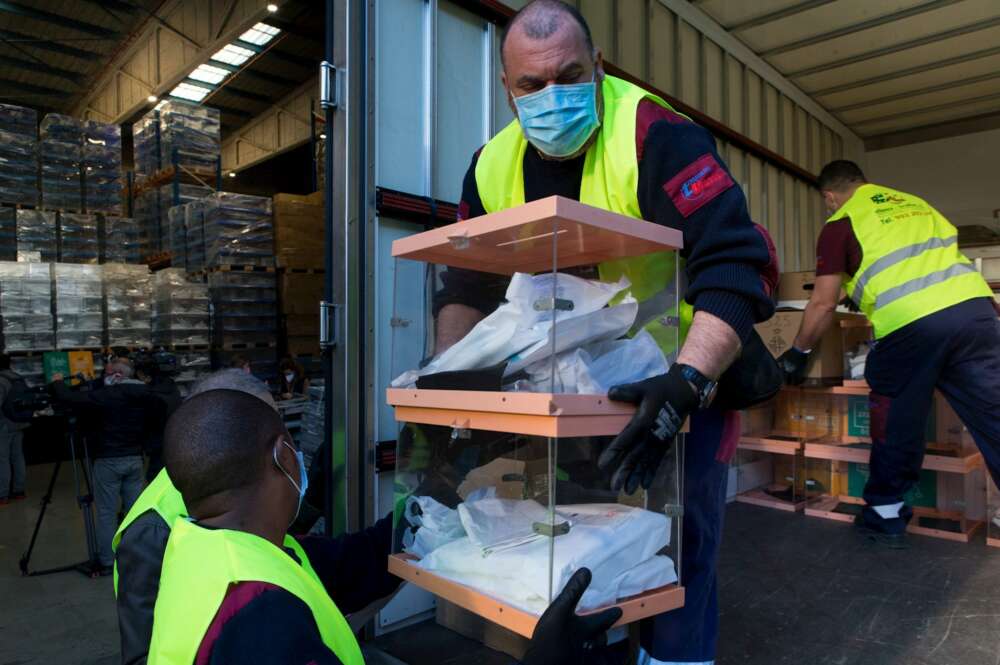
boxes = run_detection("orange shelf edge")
[388,554,685,638]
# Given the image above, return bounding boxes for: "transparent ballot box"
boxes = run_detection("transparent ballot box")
[385,196,685,637]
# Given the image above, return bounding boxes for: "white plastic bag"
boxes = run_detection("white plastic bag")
[402,495,466,558]
[391,272,631,387]
[515,330,669,394]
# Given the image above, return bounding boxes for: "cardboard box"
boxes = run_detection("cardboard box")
[436,600,529,661]
[778,270,816,302]
[279,272,323,315]
[285,314,318,336]
[755,311,846,383]
[273,192,324,268]
[772,390,843,439]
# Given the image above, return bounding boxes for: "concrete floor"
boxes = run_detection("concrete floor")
[3,464,1000,664]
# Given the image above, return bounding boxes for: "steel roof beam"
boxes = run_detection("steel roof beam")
[787,15,1000,78]
[0,28,100,60]
[0,76,70,96]
[0,1,120,39]
[0,53,81,84]
[761,0,963,57]
[831,70,1000,114]
[77,0,140,13]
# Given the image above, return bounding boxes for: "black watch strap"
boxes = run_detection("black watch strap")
[676,363,718,408]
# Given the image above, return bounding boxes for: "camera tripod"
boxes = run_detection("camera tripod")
[19,415,104,578]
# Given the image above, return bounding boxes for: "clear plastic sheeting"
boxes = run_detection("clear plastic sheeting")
[0,103,38,206]
[58,213,99,264]
[82,120,123,214]
[208,270,277,346]
[152,268,210,347]
[53,263,103,349]
[0,261,53,351]
[102,216,147,264]
[185,200,207,273]
[135,183,212,254]
[104,264,152,348]
[133,101,220,178]
[203,192,274,268]
[167,204,188,269]
[0,207,15,261]
[40,114,83,211]
[10,355,44,387]
[16,210,57,263]
[172,350,211,397]
[298,382,324,469]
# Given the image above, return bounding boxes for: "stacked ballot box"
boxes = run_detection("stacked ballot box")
[102,216,147,264]
[133,101,220,179]
[203,192,274,268]
[0,103,38,207]
[53,263,103,349]
[40,114,83,212]
[82,120,123,215]
[16,210,57,263]
[135,183,212,254]
[58,213,99,264]
[208,269,278,348]
[0,262,53,351]
[0,208,15,261]
[152,268,210,347]
[104,264,152,348]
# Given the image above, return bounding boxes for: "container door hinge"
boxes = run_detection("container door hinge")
[319,61,341,110]
[319,301,341,349]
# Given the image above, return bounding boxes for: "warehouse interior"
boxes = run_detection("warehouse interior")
[1,1,999,664]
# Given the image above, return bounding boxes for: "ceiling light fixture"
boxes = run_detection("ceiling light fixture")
[266,3,279,12]
[147,95,158,103]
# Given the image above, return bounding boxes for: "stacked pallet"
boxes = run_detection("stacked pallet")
[52,263,103,349]
[58,213,100,264]
[273,192,324,361]
[0,103,38,207]
[15,210,57,263]
[0,261,53,352]
[82,120,123,215]
[104,264,152,348]
[39,114,83,212]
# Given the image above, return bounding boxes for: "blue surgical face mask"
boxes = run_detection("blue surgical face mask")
[512,70,601,159]
[274,440,308,524]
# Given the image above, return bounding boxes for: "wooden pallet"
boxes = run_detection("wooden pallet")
[133,165,218,196]
[201,264,276,274]
[0,201,38,211]
[278,266,324,274]
[735,487,805,512]
[165,344,210,352]
[804,495,985,543]
[217,341,277,351]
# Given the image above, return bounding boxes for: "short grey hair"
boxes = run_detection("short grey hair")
[107,360,134,378]
[187,368,277,411]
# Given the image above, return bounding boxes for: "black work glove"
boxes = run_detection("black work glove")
[598,364,698,495]
[777,347,810,386]
[521,568,623,665]
[839,296,861,313]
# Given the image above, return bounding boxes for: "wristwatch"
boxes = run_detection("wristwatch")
[676,363,718,409]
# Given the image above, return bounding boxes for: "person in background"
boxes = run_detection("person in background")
[51,360,165,575]
[779,160,1000,546]
[148,389,619,665]
[0,354,28,505]
[113,369,279,665]
[229,355,252,374]
[135,357,182,482]
[278,356,309,399]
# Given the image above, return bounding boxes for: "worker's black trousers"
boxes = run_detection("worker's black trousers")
[863,297,1000,533]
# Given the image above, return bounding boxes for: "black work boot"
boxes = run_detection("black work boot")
[854,506,910,550]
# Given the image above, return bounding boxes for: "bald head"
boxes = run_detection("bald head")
[164,389,288,512]
[501,0,593,68]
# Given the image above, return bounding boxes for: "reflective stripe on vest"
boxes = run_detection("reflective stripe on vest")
[112,468,187,595]
[475,75,690,356]
[149,518,363,665]
[830,184,992,338]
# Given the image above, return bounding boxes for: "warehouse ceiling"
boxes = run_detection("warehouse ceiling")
[694,0,1000,147]
[0,0,322,137]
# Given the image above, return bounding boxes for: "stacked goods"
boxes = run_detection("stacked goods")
[273,192,323,268]
[0,262,53,351]
[0,208,15,261]
[104,264,152,348]
[132,101,221,177]
[82,120,123,214]
[208,270,277,347]
[298,381,324,470]
[135,183,211,253]
[10,355,44,387]
[102,216,146,264]
[39,114,83,211]
[173,350,211,397]
[152,268,210,347]
[0,103,38,206]
[159,101,221,173]
[203,192,274,267]
[52,263,103,349]
[58,212,99,264]
[16,210,57,262]
[281,270,322,356]
[184,200,207,273]
[167,204,188,269]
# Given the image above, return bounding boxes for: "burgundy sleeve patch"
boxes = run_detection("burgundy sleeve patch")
[663,154,735,218]
[457,200,471,221]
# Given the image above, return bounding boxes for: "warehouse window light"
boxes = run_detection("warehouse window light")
[239,22,280,46]
[211,43,255,66]
[188,63,231,85]
[169,82,211,102]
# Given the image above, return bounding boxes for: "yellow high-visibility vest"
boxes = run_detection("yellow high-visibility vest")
[829,183,992,338]
[476,75,693,354]
[148,517,363,665]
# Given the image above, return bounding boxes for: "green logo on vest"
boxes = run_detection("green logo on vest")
[870,193,904,204]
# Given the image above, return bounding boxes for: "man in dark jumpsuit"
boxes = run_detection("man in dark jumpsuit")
[433,2,774,662]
